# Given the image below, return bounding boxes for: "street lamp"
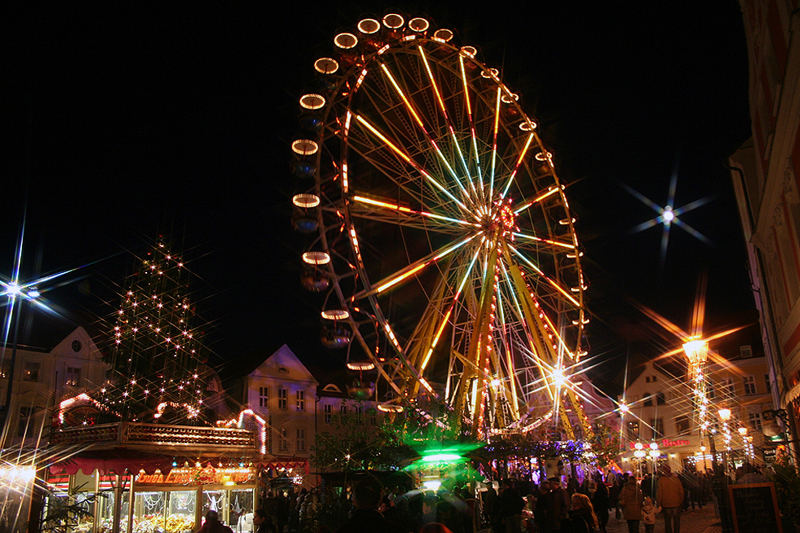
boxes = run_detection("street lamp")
[718,408,732,472]
[649,442,660,473]
[634,442,646,477]
[683,338,712,471]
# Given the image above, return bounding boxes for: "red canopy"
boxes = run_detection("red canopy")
[49,449,174,476]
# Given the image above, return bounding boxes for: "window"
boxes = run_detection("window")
[650,418,664,439]
[324,404,332,424]
[722,377,735,398]
[627,421,639,440]
[355,405,363,423]
[652,375,657,382]
[748,412,762,431]
[65,367,81,387]
[296,390,305,411]
[369,408,377,425]
[656,392,666,405]
[296,428,306,451]
[645,376,651,383]
[0,361,10,379]
[707,380,715,399]
[739,345,753,358]
[675,415,690,436]
[278,388,287,410]
[764,374,771,395]
[340,403,347,417]
[23,362,40,382]
[643,393,652,407]
[18,407,33,437]
[279,428,288,451]
[259,386,269,407]
[743,376,756,395]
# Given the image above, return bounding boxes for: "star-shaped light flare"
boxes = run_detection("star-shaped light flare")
[633,276,748,371]
[1,218,89,348]
[622,172,714,265]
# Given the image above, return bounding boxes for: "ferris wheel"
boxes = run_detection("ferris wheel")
[291,13,591,439]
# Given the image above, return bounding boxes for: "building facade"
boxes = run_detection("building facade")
[242,344,318,465]
[730,1,800,457]
[0,326,108,448]
[619,349,773,472]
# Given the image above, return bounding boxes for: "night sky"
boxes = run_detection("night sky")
[5,3,756,392]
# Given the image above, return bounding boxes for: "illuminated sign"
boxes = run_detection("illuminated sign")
[628,438,690,450]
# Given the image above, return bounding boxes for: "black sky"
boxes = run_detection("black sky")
[5,3,755,391]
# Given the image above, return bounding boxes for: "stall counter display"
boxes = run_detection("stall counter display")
[73,491,95,533]
[97,491,130,533]
[131,489,195,533]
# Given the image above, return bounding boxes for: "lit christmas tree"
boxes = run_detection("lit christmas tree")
[101,240,208,423]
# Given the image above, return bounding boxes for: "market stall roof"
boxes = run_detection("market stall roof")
[49,449,175,476]
[48,449,310,476]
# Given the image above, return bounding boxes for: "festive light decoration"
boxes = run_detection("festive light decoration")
[87,240,210,425]
[292,12,590,438]
[216,409,268,454]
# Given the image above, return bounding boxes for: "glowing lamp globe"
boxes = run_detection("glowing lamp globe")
[682,338,708,368]
[718,408,731,421]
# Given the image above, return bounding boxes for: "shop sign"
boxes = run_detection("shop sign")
[628,438,689,450]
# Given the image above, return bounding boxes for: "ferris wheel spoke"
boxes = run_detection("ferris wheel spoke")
[350,194,477,229]
[354,114,469,213]
[489,86,501,200]
[507,244,581,308]
[378,63,473,205]
[417,246,481,374]
[513,187,561,215]
[459,54,484,199]
[418,45,477,198]
[507,266,579,360]
[343,134,454,215]
[499,133,535,200]
[511,231,575,250]
[354,233,478,300]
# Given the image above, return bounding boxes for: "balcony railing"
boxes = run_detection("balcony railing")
[50,422,257,452]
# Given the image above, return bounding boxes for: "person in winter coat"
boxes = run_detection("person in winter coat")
[618,477,643,533]
[656,466,685,533]
[566,493,598,533]
[590,480,610,533]
[640,496,661,533]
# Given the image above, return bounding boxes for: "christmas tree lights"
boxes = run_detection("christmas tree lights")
[100,240,209,423]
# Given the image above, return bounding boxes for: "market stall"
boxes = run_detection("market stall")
[46,461,258,533]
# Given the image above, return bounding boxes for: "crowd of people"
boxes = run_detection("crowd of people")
[214,462,771,533]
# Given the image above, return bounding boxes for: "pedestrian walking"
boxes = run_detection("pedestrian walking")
[618,477,642,533]
[566,493,598,533]
[590,479,610,533]
[656,466,684,533]
[640,497,660,533]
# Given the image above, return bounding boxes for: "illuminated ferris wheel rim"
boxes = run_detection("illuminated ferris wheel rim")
[292,13,590,435]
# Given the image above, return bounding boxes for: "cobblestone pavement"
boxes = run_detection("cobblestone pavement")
[603,504,721,533]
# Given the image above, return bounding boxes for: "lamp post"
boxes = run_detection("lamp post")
[719,408,732,473]
[737,427,747,464]
[634,442,646,478]
[682,338,712,471]
[649,441,660,474]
